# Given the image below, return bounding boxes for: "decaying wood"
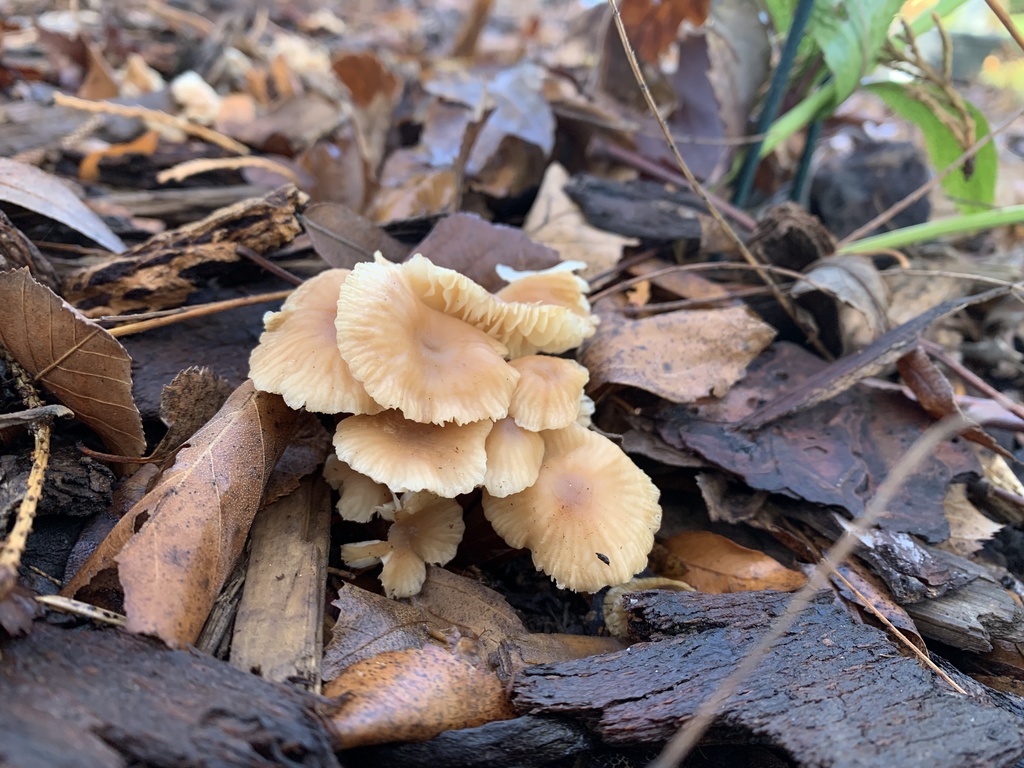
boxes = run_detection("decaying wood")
[230,475,331,693]
[563,174,717,247]
[905,574,1024,653]
[512,590,1024,768]
[62,185,307,316]
[0,622,339,768]
[349,715,593,768]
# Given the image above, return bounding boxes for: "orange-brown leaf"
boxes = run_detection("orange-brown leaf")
[63,381,299,647]
[0,268,145,459]
[323,644,515,748]
[662,530,806,593]
[619,0,710,63]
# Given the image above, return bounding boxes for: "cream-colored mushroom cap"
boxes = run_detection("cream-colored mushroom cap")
[479,296,599,358]
[341,491,465,598]
[484,417,545,498]
[249,269,381,415]
[482,422,661,592]
[495,265,591,317]
[333,410,492,497]
[336,258,519,425]
[508,356,589,431]
[322,455,393,523]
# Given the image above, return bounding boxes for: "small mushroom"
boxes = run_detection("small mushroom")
[322,455,393,523]
[507,355,589,431]
[341,491,465,598]
[483,417,545,498]
[336,258,520,425]
[495,262,591,317]
[333,410,493,497]
[482,422,661,592]
[249,269,381,415]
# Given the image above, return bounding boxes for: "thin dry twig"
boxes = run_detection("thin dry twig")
[651,415,972,768]
[157,156,300,185]
[983,0,1024,53]
[828,566,966,694]
[605,0,830,358]
[105,289,293,337]
[0,351,55,601]
[53,92,250,155]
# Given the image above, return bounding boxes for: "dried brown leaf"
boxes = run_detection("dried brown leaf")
[662,530,806,593]
[323,644,516,749]
[62,381,299,647]
[619,0,710,63]
[0,268,145,459]
[0,159,125,252]
[524,163,638,281]
[415,212,561,292]
[582,303,775,402]
[302,202,410,269]
[325,568,619,679]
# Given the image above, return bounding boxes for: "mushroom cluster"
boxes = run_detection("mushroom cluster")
[249,254,661,597]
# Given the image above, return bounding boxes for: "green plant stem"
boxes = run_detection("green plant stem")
[761,0,973,158]
[733,0,816,206]
[838,205,1024,253]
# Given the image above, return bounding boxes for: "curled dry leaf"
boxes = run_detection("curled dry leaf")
[582,302,775,403]
[792,254,889,354]
[0,158,125,252]
[661,530,806,593]
[0,268,145,459]
[62,381,299,648]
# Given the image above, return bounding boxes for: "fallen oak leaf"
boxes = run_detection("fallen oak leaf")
[0,268,145,460]
[661,530,806,593]
[62,380,299,647]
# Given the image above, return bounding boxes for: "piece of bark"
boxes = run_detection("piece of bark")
[0,622,339,768]
[63,185,307,316]
[513,590,1024,768]
[562,174,734,252]
[347,715,592,768]
[231,476,331,692]
[904,575,1024,653]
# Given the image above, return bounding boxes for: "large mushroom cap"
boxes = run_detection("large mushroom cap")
[482,422,661,592]
[249,269,382,415]
[333,410,493,497]
[336,258,520,425]
[508,355,590,431]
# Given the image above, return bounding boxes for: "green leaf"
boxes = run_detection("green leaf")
[866,81,996,212]
[811,0,905,103]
